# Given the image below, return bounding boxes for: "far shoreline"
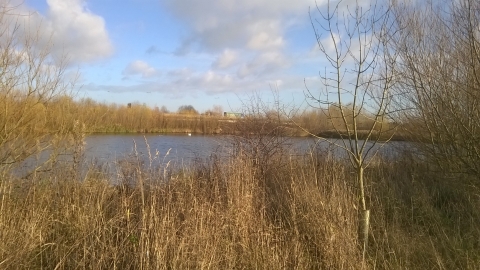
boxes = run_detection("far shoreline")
[86,129,409,142]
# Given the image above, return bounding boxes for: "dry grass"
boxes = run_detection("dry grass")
[366,154,480,269]
[0,144,479,269]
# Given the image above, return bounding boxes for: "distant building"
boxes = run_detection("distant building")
[223,112,244,118]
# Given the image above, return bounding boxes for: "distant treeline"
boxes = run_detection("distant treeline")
[42,96,398,138]
[45,97,224,134]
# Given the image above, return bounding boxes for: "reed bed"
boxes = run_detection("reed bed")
[0,144,478,269]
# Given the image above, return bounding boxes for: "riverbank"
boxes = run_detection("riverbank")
[87,128,408,142]
[0,145,477,269]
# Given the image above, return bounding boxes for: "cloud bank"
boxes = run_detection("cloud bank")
[150,0,320,97]
[4,0,113,64]
[123,60,159,79]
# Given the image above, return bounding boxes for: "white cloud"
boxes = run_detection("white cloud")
[237,51,290,78]
[247,31,284,51]
[2,0,113,64]
[160,0,325,86]
[162,0,316,53]
[167,69,235,94]
[45,0,113,63]
[322,32,341,55]
[83,67,307,104]
[123,60,158,78]
[212,49,238,69]
[203,71,233,85]
[245,20,285,50]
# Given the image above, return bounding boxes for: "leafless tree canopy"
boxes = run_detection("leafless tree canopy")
[389,0,480,178]
[0,4,74,170]
[307,1,399,258]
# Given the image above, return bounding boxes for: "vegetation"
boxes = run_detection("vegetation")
[0,4,78,173]
[1,142,479,269]
[177,105,199,115]
[307,1,396,260]
[1,0,480,269]
[388,0,480,183]
[23,96,399,138]
[23,96,374,137]
[66,99,224,134]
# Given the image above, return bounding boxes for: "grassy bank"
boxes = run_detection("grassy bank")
[0,144,478,269]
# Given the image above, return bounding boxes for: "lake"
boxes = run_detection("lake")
[84,134,227,164]
[83,134,321,165]
[16,134,406,178]
[83,134,405,164]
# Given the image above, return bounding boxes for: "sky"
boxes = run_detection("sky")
[9,0,355,113]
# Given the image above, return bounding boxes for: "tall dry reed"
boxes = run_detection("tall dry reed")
[0,144,479,269]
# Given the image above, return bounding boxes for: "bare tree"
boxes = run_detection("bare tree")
[226,91,292,175]
[212,105,223,116]
[389,0,480,182]
[0,3,76,173]
[307,0,397,259]
[177,105,198,115]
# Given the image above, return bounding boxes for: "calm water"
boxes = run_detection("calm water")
[84,134,228,164]
[83,134,403,164]
[83,134,329,165]
[16,134,406,177]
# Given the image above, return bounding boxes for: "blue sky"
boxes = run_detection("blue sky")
[15,0,341,113]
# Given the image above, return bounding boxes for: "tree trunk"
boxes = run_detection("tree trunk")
[359,209,370,262]
[357,166,370,261]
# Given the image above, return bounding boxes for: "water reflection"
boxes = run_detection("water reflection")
[16,134,408,178]
[83,134,404,163]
